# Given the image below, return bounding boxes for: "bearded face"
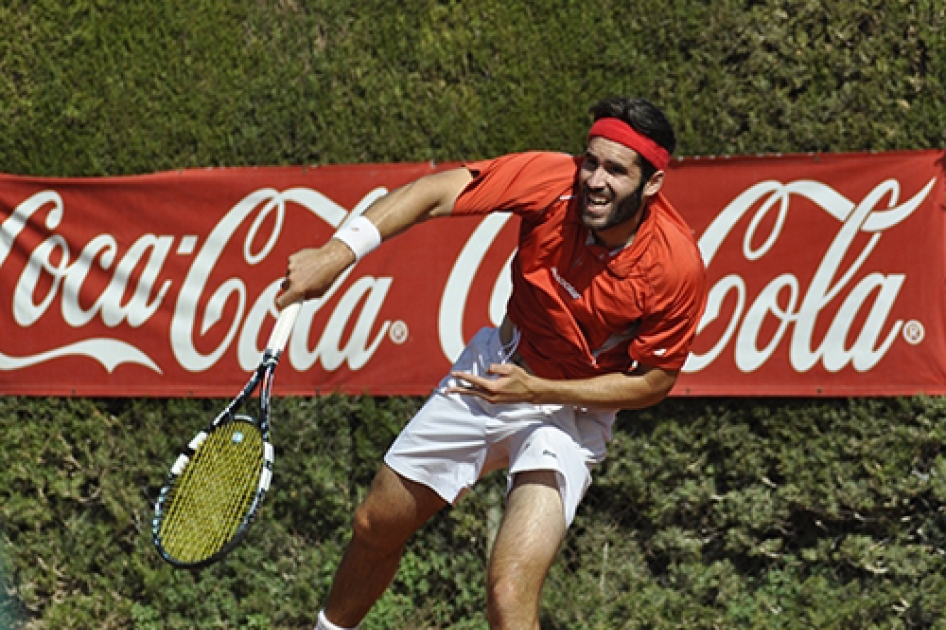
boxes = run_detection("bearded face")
[580,176,647,234]
[578,136,654,246]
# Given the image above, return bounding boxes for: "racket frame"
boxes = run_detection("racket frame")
[152,303,300,568]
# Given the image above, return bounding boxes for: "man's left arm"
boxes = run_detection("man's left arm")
[447,362,678,410]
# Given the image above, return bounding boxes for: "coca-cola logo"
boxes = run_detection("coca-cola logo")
[0,186,404,374]
[685,176,936,374]
[1,157,941,396]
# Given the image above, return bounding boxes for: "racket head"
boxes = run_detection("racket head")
[152,414,274,568]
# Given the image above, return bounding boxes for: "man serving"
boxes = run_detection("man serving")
[278,96,707,630]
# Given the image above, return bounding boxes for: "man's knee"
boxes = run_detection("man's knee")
[348,492,406,556]
[349,466,446,552]
[487,572,526,609]
[487,572,540,628]
[349,501,387,549]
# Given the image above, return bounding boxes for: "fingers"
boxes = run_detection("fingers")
[446,364,530,404]
[487,363,515,376]
[275,243,356,310]
[451,371,485,387]
[274,284,298,310]
[275,253,307,309]
[445,380,493,403]
[275,248,321,309]
[450,364,518,387]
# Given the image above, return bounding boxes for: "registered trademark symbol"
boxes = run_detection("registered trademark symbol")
[389,320,409,345]
[903,320,925,345]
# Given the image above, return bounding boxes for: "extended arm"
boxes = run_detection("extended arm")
[447,362,678,410]
[276,168,473,309]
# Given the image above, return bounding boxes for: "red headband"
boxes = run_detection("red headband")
[588,118,671,171]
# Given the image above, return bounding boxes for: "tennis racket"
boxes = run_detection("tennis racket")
[152,302,301,569]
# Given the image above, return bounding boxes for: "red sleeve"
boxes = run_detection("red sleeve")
[453,152,579,219]
[628,201,708,370]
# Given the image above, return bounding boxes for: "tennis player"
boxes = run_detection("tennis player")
[278,96,707,630]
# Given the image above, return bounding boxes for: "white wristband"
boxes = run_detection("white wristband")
[331,216,382,261]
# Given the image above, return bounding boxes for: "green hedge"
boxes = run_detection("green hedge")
[1,0,943,177]
[2,0,945,627]
[3,396,946,628]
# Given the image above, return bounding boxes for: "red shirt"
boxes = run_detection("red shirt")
[453,151,707,380]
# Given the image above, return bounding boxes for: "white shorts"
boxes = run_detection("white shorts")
[384,327,616,528]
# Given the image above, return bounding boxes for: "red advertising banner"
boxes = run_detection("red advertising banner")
[1,150,943,397]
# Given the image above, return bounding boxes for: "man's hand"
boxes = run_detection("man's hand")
[446,363,540,404]
[275,240,355,309]
[449,361,679,410]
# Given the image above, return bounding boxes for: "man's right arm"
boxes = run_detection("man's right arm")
[276,167,473,309]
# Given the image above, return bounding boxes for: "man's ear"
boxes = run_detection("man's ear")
[644,169,665,198]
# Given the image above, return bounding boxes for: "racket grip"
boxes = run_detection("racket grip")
[266,301,302,352]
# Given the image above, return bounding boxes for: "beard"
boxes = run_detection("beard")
[579,178,647,233]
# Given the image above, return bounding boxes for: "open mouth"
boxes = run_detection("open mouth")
[582,190,612,219]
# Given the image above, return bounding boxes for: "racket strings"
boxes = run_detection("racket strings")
[157,421,266,564]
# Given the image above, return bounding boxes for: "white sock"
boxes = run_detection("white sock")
[315,609,359,630]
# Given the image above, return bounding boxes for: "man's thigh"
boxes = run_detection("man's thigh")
[488,470,566,598]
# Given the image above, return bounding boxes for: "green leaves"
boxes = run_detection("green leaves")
[547,396,946,628]
[3,395,946,627]
[2,0,943,177]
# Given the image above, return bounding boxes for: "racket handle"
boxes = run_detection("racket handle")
[266,301,301,353]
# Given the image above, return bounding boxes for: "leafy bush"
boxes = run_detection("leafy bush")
[1,0,942,177]
[3,396,946,628]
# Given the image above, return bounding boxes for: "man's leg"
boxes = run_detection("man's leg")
[486,470,566,630]
[321,463,448,628]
